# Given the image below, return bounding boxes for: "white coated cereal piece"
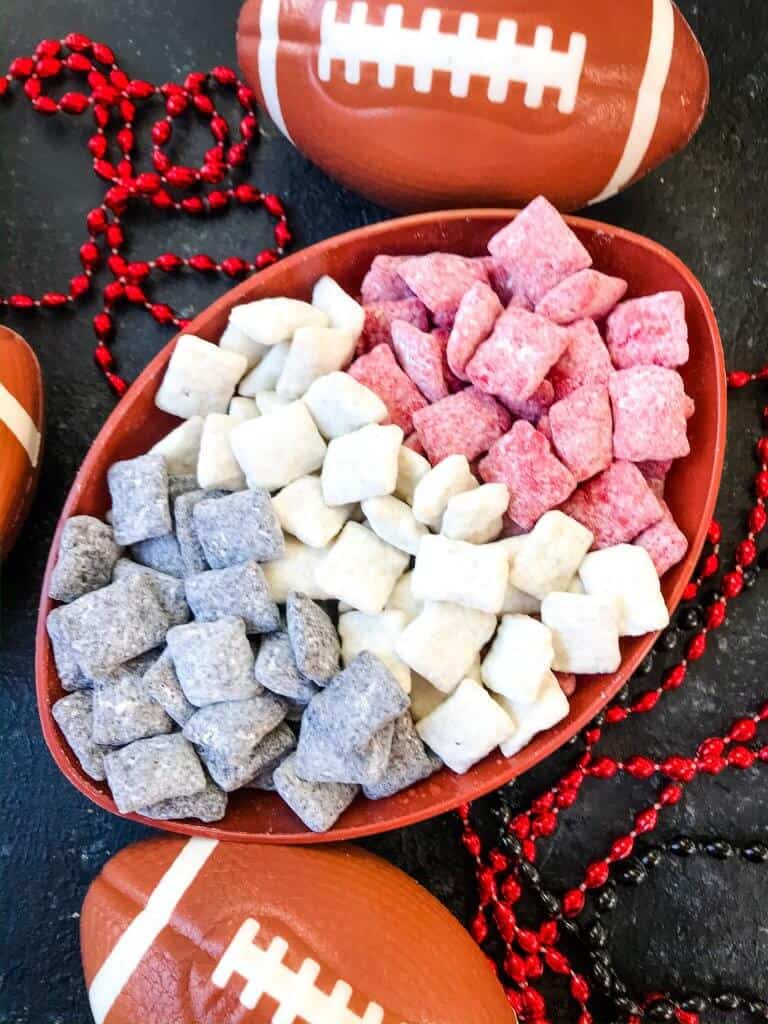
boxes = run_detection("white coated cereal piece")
[303,371,387,439]
[481,614,554,706]
[465,655,483,683]
[362,495,429,556]
[254,390,291,414]
[197,414,246,491]
[315,522,409,614]
[262,538,329,602]
[569,576,586,594]
[228,396,259,425]
[541,592,622,674]
[229,297,328,346]
[442,483,509,544]
[219,319,269,370]
[272,475,352,548]
[579,544,670,636]
[494,537,542,615]
[150,416,204,475]
[395,446,431,505]
[412,454,478,530]
[238,341,290,395]
[417,678,515,774]
[410,674,447,721]
[312,275,365,339]
[155,335,247,419]
[231,400,327,491]
[321,423,403,506]
[396,601,497,693]
[510,511,594,600]
[277,326,358,400]
[498,673,569,757]
[385,570,422,623]
[339,610,412,693]
[412,534,508,615]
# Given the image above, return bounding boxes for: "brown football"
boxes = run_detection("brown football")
[81,837,516,1024]
[0,325,43,560]
[237,0,709,212]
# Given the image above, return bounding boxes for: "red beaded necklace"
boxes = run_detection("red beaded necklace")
[0,33,292,395]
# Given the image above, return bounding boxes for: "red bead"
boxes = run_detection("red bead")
[584,860,609,888]
[750,504,767,534]
[36,57,62,78]
[705,601,726,630]
[686,633,707,661]
[501,876,522,902]
[110,68,129,89]
[126,79,155,99]
[0,77,9,98]
[237,85,255,109]
[589,756,618,779]
[212,66,237,86]
[756,469,768,497]
[722,570,744,598]
[79,241,101,269]
[531,792,555,814]
[124,262,150,283]
[728,369,752,388]
[120,100,136,124]
[149,303,176,325]
[185,72,207,93]
[166,93,188,117]
[493,902,515,941]
[605,705,628,724]
[33,96,58,115]
[706,519,722,544]
[524,954,543,979]
[93,84,120,106]
[130,173,159,196]
[727,745,756,769]
[36,39,62,58]
[105,224,124,249]
[205,145,225,164]
[155,253,183,272]
[729,717,758,742]
[207,189,230,211]
[532,812,557,838]
[462,830,482,858]
[153,151,172,174]
[632,690,660,713]
[682,581,699,601]
[88,133,108,159]
[545,948,569,974]
[10,57,35,79]
[470,911,488,944]
[151,119,172,146]
[275,220,292,247]
[193,93,214,116]
[255,248,278,268]
[488,849,508,873]
[105,371,128,397]
[609,834,634,861]
[584,727,602,746]
[659,783,683,806]
[635,807,658,833]
[556,787,578,809]
[59,91,90,115]
[228,142,248,165]
[181,196,205,214]
[24,78,42,100]
[538,921,558,946]
[221,256,248,277]
[477,863,497,901]
[625,755,656,779]
[69,273,91,298]
[166,165,198,188]
[200,163,226,184]
[93,344,113,370]
[562,888,585,917]
[503,950,526,984]
[64,33,92,52]
[736,538,757,567]
[93,103,110,128]
[103,281,125,304]
[93,158,117,181]
[188,254,217,273]
[210,114,229,141]
[701,553,720,578]
[66,53,92,73]
[570,974,590,1004]
[661,756,697,782]
[676,1011,699,1024]
[517,929,540,954]
[505,989,523,1015]
[241,113,258,140]
[698,754,726,776]
[697,736,725,759]
[522,986,546,1018]
[662,663,687,691]
[117,158,133,180]
[91,42,116,65]
[40,291,69,308]
[262,193,285,216]
[522,839,536,863]
[92,311,113,340]
[124,284,145,305]
[161,82,185,97]
[117,127,134,153]
[234,183,261,205]
[8,294,35,310]
[151,189,175,210]
[107,254,128,276]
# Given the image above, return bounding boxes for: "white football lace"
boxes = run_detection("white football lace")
[317,1,587,114]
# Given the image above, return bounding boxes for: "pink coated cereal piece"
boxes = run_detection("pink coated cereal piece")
[466,307,571,404]
[556,672,577,697]
[549,319,614,401]
[358,298,429,355]
[499,379,555,423]
[348,343,428,434]
[609,366,691,462]
[535,269,628,325]
[646,477,665,501]
[606,291,689,369]
[431,329,465,394]
[487,196,592,306]
[397,253,488,319]
[391,320,449,404]
[637,459,673,480]
[478,256,532,309]
[560,461,664,549]
[413,387,512,465]
[634,500,688,576]
[404,432,425,454]
[537,413,552,441]
[360,255,414,303]
[684,394,696,419]
[447,281,503,381]
[478,420,576,531]
[501,514,528,538]
[549,384,613,482]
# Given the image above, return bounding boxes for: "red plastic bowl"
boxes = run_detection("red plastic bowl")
[36,210,726,844]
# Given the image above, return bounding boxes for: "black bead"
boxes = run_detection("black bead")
[560,917,580,937]
[705,838,734,860]
[636,652,655,677]
[648,999,676,1021]
[519,859,540,885]
[586,920,608,948]
[743,567,759,589]
[659,626,681,651]
[641,846,663,868]
[591,948,612,966]
[538,890,561,916]
[616,686,633,706]
[680,994,708,1013]
[612,978,628,997]
[714,992,741,1011]
[500,834,522,857]
[667,835,698,857]
[678,604,704,631]
[615,996,642,1016]
[590,960,614,992]
[742,842,768,863]
[593,711,606,728]
[618,858,648,886]
[596,885,618,911]
[748,1000,768,1019]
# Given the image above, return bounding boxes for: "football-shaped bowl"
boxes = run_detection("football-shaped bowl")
[0,325,44,560]
[81,837,516,1024]
[236,0,709,212]
[36,209,726,843]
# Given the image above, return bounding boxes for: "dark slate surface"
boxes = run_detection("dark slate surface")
[1,2,767,1021]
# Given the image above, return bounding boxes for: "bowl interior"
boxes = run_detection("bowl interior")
[35,210,726,843]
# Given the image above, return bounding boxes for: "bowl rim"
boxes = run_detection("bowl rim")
[35,207,727,843]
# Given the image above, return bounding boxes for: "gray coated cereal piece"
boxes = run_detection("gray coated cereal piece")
[302,651,409,753]
[202,722,296,792]
[254,631,319,703]
[108,453,171,546]
[51,691,112,780]
[193,489,284,570]
[295,718,393,786]
[92,655,174,746]
[56,573,171,677]
[363,713,441,799]
[104,733,207,814]
[286,591,340,684]
[141,649,195,726]
[49,516,122,603]
[167,617,259,706]
[113,558,190,627]
[137,777,228,822]
[185,561,279,634]
[168,474,199,505]
[47,607,91,691]
[273,753,358,833]
[174,489,216,576]
[130,533,185,579]
[184,699,289,791]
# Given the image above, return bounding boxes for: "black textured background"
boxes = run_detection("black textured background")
[1,2,767,1021]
